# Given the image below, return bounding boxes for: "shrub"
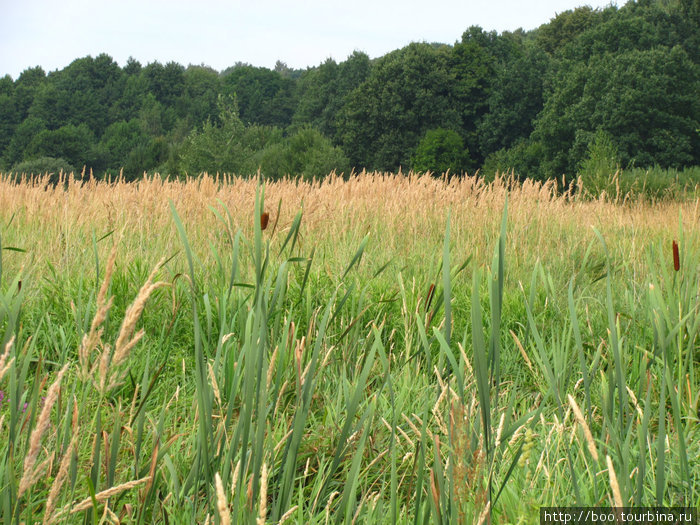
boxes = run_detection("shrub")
[410,128,472,175]
[9,156,76,183]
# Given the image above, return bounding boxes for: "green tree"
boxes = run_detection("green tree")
[178,65,221,127]
[258,126,349,179]
[25,123,96,170]
[96,119,149,176]
[410,128,472,174]
[10,156,76,181]
[477,40,549,157]
[534,6,611,55]
[533,45,700,176]
[223,65,296,127]
[3,117,47,167]
[450,26,501,163]
[0,76,17,163]
[12,67,46,121]
[142,61,185,108]
[338,42,460,171]
[480,139,547,181]
[577,129,621,194]
[293,51,371,141]
[177,96,259,176]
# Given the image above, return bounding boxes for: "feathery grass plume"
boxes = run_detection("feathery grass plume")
[278,505,299,524]
[79,243,117,380]
[606,455,623,507]
[257,462,268,525]
[672,240,680,271]
[112,257,166,365]
[0,335,15,381]
[56,476,151,516]
[105,257,167,390]
[475,501,491,525]
[18,363,69,498]
[215,472,232,525]
[44,433,79,524]
[568,394,599,462]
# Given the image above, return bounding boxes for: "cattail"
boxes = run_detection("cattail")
[260,212,269,230]
[672,240,680,272]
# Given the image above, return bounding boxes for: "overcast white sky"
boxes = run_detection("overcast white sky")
[1,0,617,79]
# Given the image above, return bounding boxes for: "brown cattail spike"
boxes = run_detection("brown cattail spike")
[260,212,269,231]
[672,240,680,272]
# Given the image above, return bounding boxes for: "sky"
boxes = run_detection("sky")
[1,0,617,79]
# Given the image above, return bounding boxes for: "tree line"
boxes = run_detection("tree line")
[1,0,698,181]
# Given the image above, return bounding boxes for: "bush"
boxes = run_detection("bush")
[480,140,546,181]
[410,128,472,175]
[9,156,76,183]
[258,126,349,180]
[577,129,621,195]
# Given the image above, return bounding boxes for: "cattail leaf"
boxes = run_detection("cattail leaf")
[442,209,452,348]
[655,364,667,505]
[471,268,491,460]
[279,209,303,256]
[169,200,197,296]
[433,329,464,402]
[342,234,369,280]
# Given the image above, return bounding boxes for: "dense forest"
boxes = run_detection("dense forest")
[1,0,699,181]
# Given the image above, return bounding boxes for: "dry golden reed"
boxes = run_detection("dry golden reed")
[0,336,15,382]
[1,172,696,289]
[606,455,624,507]
[215,472,232,525]
[567,394,599,462]
[55,476,151,516]
[44,432,79,525]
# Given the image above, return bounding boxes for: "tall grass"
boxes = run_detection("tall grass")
[0,171,697,522]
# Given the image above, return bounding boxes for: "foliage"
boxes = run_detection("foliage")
[0,1,699,181]
[9,156,76,180]
[577,129,621,195]
[222,65,296,127]
[337,43,461,171]
[24,123,95,170]
[481,139,547,181]
[258,126,350,179]
[533,45,700,177]
[410,128,472,175]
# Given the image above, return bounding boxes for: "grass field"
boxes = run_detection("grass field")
[0,172,698,524]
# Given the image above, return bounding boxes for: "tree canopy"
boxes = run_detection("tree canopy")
[1,0,698,180]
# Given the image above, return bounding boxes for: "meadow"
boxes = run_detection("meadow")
[0,172,697,524]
